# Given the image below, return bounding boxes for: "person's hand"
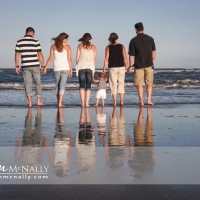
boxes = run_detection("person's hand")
[127,66,132,73]
[68,70,72,78]
[15,67,20,74]
[41,67,47,74]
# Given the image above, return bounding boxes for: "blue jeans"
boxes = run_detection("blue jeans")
[78,69,92,90]
[54,70,69,95]
[22,67,42,97]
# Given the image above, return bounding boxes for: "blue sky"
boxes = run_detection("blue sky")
[0,0,199,68]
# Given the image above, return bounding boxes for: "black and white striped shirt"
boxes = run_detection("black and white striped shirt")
[15,35,42,68]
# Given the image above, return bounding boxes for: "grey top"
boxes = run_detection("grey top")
[97,79,106,90]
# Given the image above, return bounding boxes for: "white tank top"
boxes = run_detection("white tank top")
[53,48,69,71]
[76,48,95,76]
[78,48,94,63]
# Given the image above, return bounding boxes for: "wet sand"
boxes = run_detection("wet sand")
[0,105,200,198]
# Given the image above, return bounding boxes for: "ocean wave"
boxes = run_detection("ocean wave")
[1,82,200,90]
[154,69,200,74]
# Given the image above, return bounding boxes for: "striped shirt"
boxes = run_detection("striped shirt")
[15,35,42,68]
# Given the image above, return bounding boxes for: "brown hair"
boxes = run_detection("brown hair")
[52,32,69,52]
[98,72,106,79]
[135,22,144,31]
[78,33,92,49]
[108,32,118,44]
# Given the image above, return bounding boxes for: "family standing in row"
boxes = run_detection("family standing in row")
[15,22,156,107]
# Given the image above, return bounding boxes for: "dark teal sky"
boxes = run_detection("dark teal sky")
[0,0,199,68]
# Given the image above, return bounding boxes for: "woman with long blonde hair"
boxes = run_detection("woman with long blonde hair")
[43,32,72,107]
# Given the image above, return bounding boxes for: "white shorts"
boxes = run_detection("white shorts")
[96,89,106,99]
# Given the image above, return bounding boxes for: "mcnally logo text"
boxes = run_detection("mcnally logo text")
[0,165,49,173]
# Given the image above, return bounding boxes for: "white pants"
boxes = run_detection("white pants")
[96,89,106,99]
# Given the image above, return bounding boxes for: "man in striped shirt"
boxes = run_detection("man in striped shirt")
[15,27,45,107]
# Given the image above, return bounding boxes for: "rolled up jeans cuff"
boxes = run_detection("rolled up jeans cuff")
[25,94,33,97]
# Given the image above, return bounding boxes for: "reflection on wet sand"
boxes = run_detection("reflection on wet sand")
[14,106,155,180]
[42,108,72,177]
[95,106,106,136]
[106,107,127,169]
[76,107,96,172]
[128,106,155,180]
[134,106,154,147]
[53,108,72,177]
[108,107,126,146]
[15,107,44,169]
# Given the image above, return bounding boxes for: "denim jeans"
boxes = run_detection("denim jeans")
[22,67,42,97]
[78,69,92,90]
[54,70,69,95]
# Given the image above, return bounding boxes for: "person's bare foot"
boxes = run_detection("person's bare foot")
[139,101,144,106]
[58,104,65,107]
[147,101,154,105]
[28,104,32,107]
[94,104,98,107]
[37,102,45,106]
[85,105,90,107]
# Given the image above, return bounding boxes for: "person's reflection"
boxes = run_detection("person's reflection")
[76,107,96,172]
[41,108,72,177]
[128,106,155,180]
[107,107,127,169]
[108,106,126,146]
[15,107,44,168]
[95,106,106,136]
[134,106,153,147]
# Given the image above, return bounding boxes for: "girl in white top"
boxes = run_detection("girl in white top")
[76,33,96,107]
[43,33,72,107]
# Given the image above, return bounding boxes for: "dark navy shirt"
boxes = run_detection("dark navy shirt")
[128,33,156,69]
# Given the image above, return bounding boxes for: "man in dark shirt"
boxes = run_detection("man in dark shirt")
[128,22,156,105]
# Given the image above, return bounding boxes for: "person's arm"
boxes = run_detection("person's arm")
[15,52,20,74]
[92,76,99,83]
[76,45,81,64]
[122,45,128,71]
[152,50,156,62]
[105,77,108,82]
[43,45,54,74]
[67,45,73,78]
[127,40,135,73]
[38,51,45,73]
[102,46,109,72]
[92,45,96,67]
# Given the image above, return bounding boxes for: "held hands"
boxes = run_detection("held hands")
[127,66,132,73]
[41,67,47,74]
